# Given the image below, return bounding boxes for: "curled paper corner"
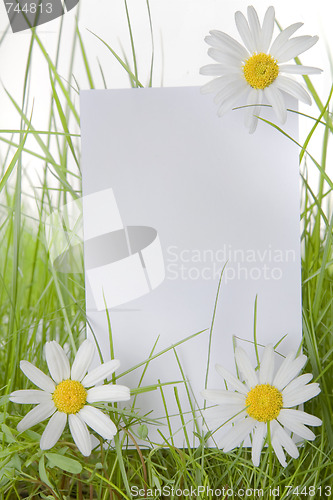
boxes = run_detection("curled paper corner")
[44,188,165,310]
[4,0,80,34]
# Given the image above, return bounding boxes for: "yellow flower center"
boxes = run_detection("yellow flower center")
[243,53,279,89]
[52,380,87,414]
[245,384,283,422]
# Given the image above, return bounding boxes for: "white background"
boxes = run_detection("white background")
[0,0,332,205]
[0,0,331,199]
[0,0,332,126]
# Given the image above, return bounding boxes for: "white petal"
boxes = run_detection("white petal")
[201,77,226,95]
[275,76,312,105]
[270,419,279,435]
[17,401,56,432]
[220,417,256,452]
[259,344,275,384]
[235,347,258,388]
[279,64,322,75]
[261,7,275,53]
[207,48,242,67]
[264,84,287,123]
[244,88,263,133]
[247,6,262,52]
[281,373,313,394]
[209,30,249,60]
[216,82,249,117]
[203,404,246,428]
[275,36,319,63]
[269,22,304,57]
[203,406,230,429]
[214,79,247,105]
[200,64,230,76]
[82,359,121,388]
[205,35,248,66]
[235,11,255,53]
[278,408,322,427]
[273,422,299,459]
[273,353,307,390]
[201,74,239,95]
[272,352,295,389]
[44,341,70,384]
[79,406,117,440]
[215,364,248,394]
[245,88,259,128]
[68,413,92,456]
[201,389,246,406]
[71,340,95,381]
[87,384,130,403]
[283,382,321,407]
[271,433,287,467]
[9,390,52,404]
[277,411,316,440]
[40,411,67,450]
[251,422,267,467]
[205,35,226,50]
[20,360,55,393]
[248,115,259,134]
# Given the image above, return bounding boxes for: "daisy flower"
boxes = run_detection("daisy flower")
[200,5,322,133]
[202,345,322,467]
[10,340,130,456]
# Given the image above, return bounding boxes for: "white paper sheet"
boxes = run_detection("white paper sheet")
[80,87,302,447]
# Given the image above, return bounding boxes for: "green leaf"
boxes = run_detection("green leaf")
[0,467,14,481]
[137,424,148,440]
[0,125,29,194]
[0,397,8,407]
[87,29,144,88]
[39,455,54,490]
[23,429,41,442]
[1,424,15,443]
[45,453,82,474]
